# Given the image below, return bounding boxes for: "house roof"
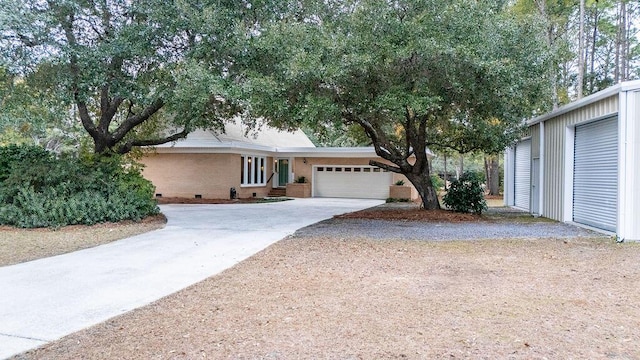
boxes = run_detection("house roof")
[153,118,433,158]
[158,119,316,149]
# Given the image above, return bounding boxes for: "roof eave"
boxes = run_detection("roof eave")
[527,80,640,126]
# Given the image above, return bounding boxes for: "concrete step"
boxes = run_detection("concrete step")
[268,188,287,197]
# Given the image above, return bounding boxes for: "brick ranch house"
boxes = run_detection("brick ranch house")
[140,120,420,200]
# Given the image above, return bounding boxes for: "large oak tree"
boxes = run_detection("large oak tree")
[245,0,550,209]
[1,0,248,155]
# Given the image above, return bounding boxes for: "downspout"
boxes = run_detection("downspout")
[617,90,628,242]
[539,121,545,217]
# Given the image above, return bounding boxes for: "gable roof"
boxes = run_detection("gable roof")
[153,118,433,158]
[159,119,315,149]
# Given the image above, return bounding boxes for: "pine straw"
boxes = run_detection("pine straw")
[336,208,483,222]
[0,215,166,267]
[17,236,640,360]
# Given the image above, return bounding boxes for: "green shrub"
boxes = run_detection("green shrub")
[0,144,53,183]
[0,145,159,228]
[442,171,487,214]
[386,197,410,203]
[430,174,444,191]
[394,180,405,186]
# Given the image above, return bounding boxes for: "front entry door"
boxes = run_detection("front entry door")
[277,159,289,187]
[531,158,539,214]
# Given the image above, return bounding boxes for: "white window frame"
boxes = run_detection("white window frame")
[241,155,267,187]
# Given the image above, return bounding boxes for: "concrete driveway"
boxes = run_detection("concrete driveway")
[0,198,382,359]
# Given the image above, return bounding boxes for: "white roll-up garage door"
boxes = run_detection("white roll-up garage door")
[514,139,531,210]
[314,165,392,199]
[573,117,618,232]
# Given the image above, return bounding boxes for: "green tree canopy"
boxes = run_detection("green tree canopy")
[1,0,248,154]
[245,0,551,209]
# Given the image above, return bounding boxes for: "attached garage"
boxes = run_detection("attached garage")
[313,165,392,199]
[573,117,618,232]
[514,139,531,210]
[505,81,640,241]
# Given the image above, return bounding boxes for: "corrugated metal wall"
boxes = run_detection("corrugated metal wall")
[540,96,619,222]
[531,124,540,159]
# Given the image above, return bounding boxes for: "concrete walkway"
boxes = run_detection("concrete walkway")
[0,198,382,359]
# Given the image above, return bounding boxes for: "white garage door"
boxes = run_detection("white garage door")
[514,139,531,210]
[573,117,618,232]
[314,165,392,199]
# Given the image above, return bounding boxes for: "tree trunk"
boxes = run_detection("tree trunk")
[405,172,440,210]
[615,1,622,82]
[589,5,599,93]
[443,153,448,191]
[536,0,559,109]
[621,0,628,81]
[484,155,500,196]
[93,135,111,155]
[577,0,585,99]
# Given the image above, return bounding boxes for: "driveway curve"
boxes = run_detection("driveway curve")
[0,198,383,359]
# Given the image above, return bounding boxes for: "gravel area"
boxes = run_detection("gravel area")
[298,205,604,241]
[296,217,602,240]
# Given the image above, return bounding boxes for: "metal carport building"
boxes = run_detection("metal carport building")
[504,80,640,242]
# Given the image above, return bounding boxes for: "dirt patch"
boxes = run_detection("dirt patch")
[17,235,640,359]
[0,214,166,267]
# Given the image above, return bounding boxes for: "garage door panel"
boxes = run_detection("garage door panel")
[314,166,392,199]
[514,140,531,210]
[573,117,618,232]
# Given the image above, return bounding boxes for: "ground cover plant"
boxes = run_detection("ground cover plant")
[0,145,159,228]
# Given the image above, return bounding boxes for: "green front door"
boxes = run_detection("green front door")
[278,159,289,186]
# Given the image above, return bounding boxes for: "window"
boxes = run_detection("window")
[241,155,267,186]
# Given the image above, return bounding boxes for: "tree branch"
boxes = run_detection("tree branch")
[99,93,124,133]
[426,141,481,154]
[369,160,403,173]
[111,99,165,143]
[53,2,100,140]
[116,129,189,154]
